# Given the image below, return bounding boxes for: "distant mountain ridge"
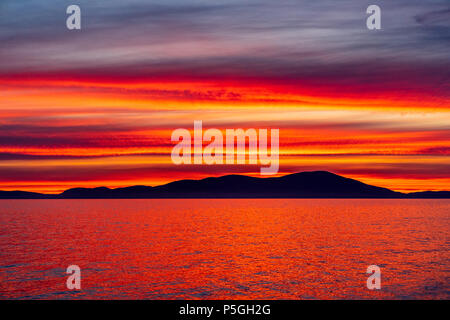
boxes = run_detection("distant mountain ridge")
[0,171,449,199]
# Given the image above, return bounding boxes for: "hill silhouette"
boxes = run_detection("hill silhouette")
[1,171,448,199]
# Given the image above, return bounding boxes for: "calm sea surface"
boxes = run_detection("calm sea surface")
[0,199,448,299]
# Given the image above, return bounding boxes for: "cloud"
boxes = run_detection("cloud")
[0,0,449,192]
[415,8,450,25]
[0,0,449,94]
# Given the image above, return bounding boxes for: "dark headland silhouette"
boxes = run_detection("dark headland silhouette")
[0,171,449,199]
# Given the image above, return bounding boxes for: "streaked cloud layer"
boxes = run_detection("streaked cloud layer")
[0,0,449,192]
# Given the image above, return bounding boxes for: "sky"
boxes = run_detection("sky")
[0,0,449,193]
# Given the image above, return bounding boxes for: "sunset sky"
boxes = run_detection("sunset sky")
[0,0,449,193]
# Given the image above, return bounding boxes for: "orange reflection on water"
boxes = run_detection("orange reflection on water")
[0,199,448,299]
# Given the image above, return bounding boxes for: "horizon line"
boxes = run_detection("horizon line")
[1,170,449,196]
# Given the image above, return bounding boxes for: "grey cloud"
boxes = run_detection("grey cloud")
[0,0,448,97]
